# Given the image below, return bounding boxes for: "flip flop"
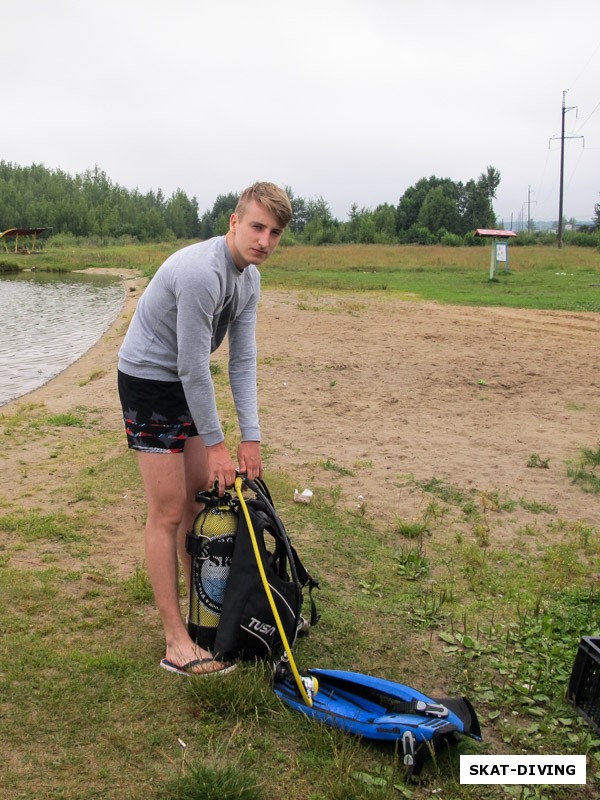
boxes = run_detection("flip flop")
[160,657,237,677]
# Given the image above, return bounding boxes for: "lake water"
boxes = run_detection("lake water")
[0,271,124,407]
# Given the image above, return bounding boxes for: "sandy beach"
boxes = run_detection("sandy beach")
[2,268,599,578]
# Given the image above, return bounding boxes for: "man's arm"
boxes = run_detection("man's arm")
[228,290,263,483]
[175,271,225,447]
[227,295,261,442]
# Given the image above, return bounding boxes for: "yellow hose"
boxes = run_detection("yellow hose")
[234,476,312,707]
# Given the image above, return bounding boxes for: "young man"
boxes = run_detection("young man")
[117,182,292,675]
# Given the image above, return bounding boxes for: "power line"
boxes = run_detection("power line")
[574,99,600,135]
[568,41,600,92]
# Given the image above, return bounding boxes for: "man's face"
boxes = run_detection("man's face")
[226,199,284,270]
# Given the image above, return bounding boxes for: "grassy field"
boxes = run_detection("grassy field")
[2,239,599,311]
[263,244,600,312]
[1,241,599,799]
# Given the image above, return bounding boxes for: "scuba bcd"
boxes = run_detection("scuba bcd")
[185,474,320,704]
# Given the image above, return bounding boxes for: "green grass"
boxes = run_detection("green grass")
[0,238,183,275]
[5,239,600,311]
[0,510,85,542]
[46,412,87,427]
[2,458,600,798]
[260,244,600,311]
[2,241,600,797]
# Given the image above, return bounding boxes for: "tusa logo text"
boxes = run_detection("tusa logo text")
[248,617,276,637]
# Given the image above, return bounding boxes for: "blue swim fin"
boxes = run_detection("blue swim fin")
[274,667,482,750]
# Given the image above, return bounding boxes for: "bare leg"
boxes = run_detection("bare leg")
[177,436,211,597]
[137,441,227,672]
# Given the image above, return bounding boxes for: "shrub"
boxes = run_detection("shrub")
[439,231,463,247]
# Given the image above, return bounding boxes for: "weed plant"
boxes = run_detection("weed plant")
[568,445,600,494]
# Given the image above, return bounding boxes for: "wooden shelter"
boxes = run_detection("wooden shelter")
[0,227,52,254]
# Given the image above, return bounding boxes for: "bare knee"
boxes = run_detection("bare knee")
[146,502,186,535]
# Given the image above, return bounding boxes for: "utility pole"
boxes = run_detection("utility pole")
[550,90,584,248]
[527,186,536,234]
[557,92,570,248]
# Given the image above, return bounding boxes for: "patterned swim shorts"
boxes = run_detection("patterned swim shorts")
[117,370,199,453]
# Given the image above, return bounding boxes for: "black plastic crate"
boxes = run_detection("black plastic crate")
[568,636,600,733]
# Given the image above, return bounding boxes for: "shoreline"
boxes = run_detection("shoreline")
[0,269,145,419]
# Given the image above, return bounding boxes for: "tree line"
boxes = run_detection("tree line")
[0,160,502,245]
[0,162,201,242]
[200,167,500,246]
[1,160,597,246]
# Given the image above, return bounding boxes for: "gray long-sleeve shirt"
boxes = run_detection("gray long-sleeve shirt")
[118,236,260,447]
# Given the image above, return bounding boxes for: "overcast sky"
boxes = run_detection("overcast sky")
[4,0,599,226]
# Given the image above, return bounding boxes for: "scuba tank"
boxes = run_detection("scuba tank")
[185,489,238,651]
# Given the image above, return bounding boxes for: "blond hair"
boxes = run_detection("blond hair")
[235,182,292,229]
